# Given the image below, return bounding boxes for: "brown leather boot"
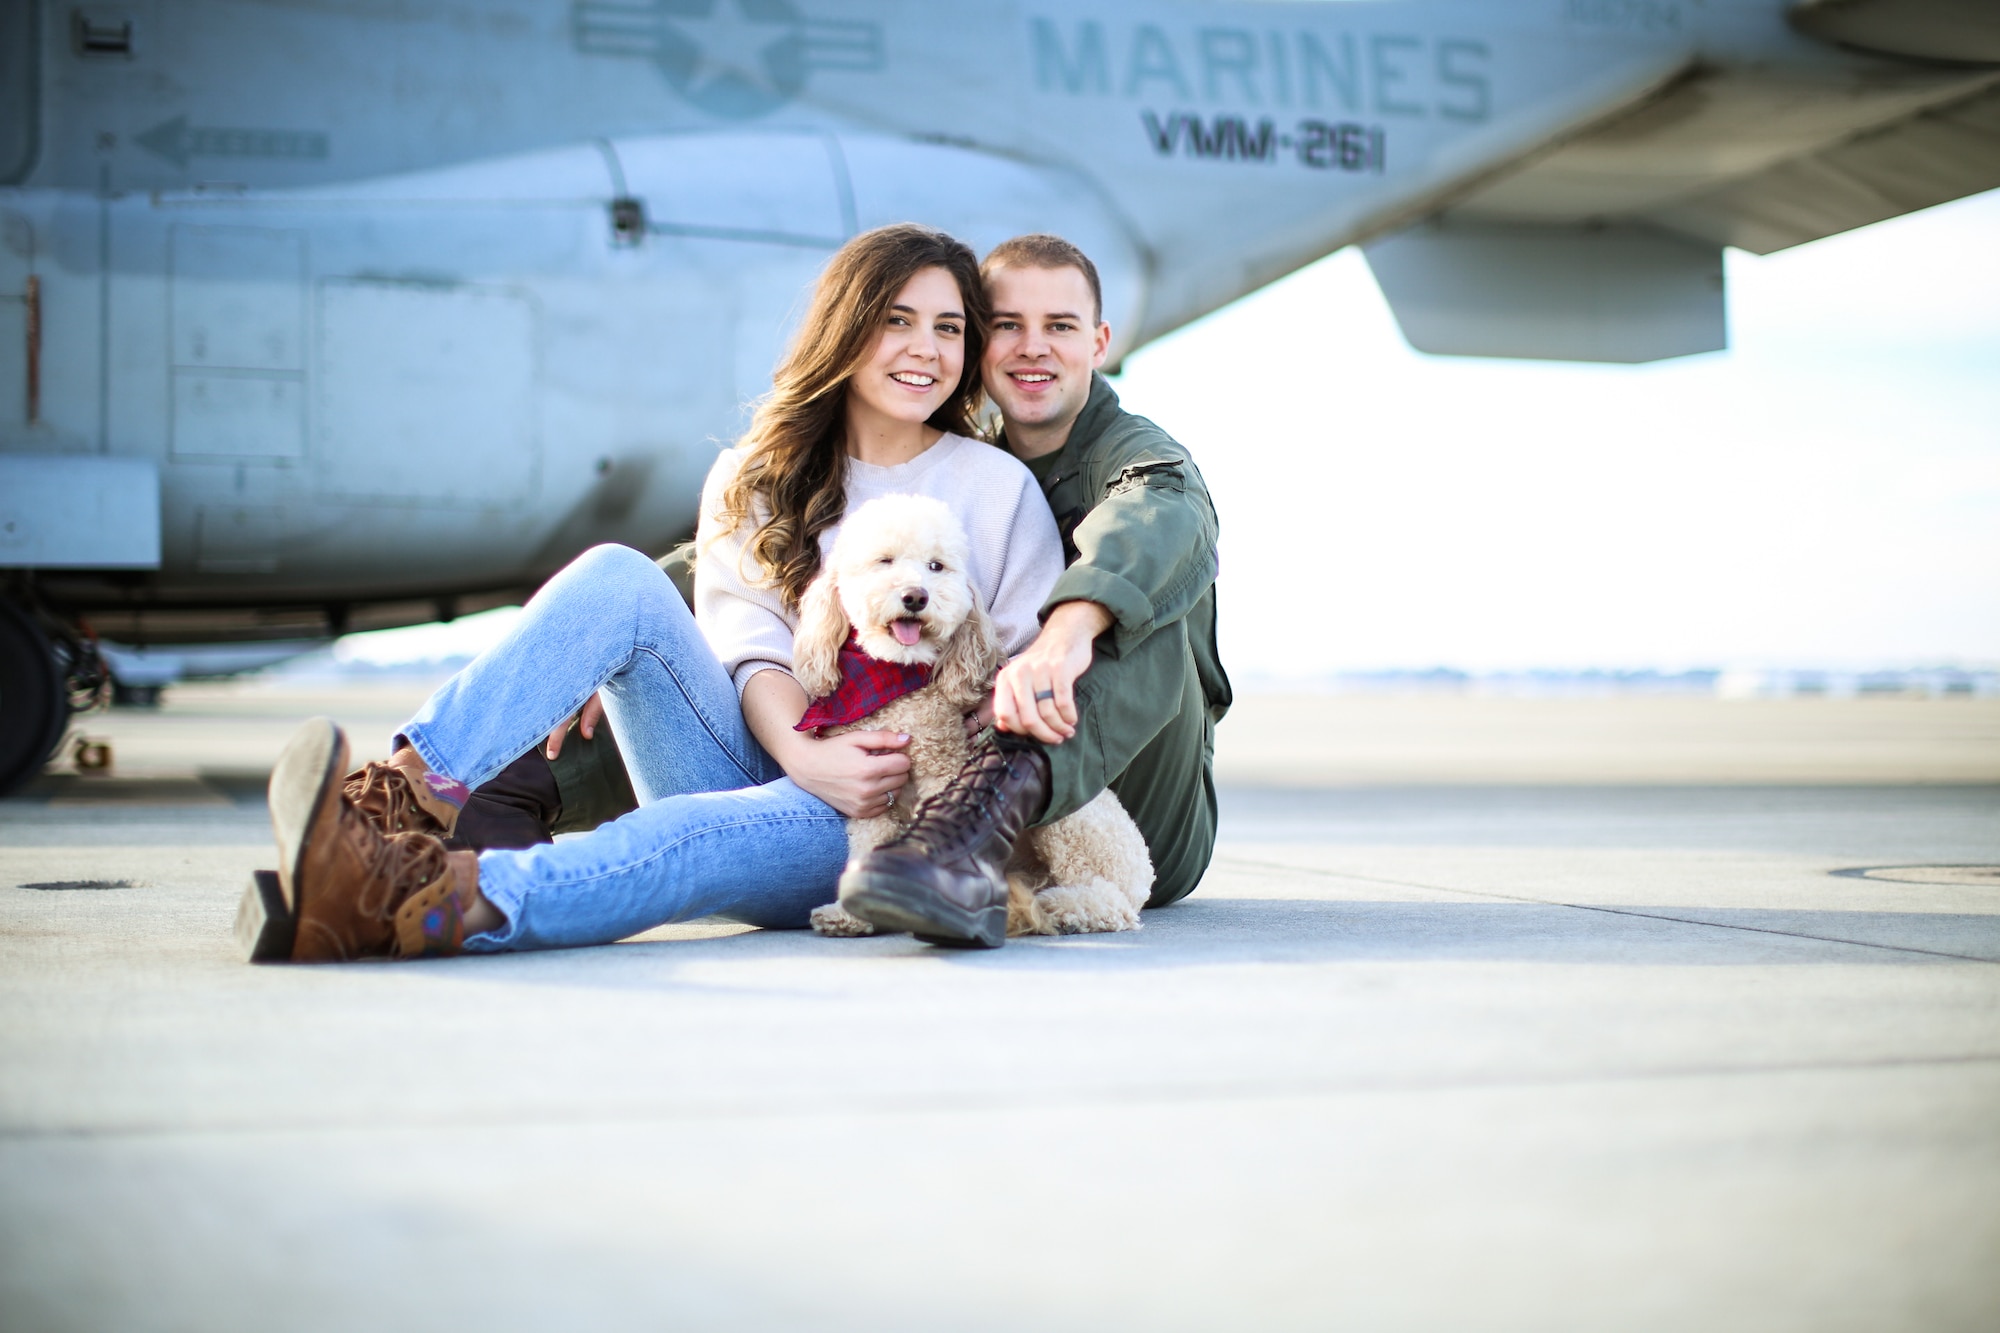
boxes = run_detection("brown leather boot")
[257,718,480,963]
[837,735,1049,949]
[342,748,461,839]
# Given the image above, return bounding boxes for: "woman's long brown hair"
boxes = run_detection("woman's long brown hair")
[714,224,989,610]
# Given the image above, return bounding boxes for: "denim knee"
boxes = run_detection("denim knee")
[564,543,664,593]
[535,544,677,621]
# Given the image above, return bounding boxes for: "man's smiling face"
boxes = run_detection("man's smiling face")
[981,264,1112,456]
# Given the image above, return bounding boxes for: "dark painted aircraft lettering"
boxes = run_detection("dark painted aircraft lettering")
[1297,120,1386,172]
[1141,112,1385,172]
[1143,111,1272,162]
[1034,18,1489,123]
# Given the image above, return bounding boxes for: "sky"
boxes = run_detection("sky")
[337,188,2000,678]
[1112,187,2000,677]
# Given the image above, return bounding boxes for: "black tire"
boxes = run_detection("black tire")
[0,601,69,796]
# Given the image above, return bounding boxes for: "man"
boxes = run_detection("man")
[837,234,1229,947]
[459,235,1229,949]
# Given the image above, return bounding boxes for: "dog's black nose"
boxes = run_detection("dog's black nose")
[900,589,928,613]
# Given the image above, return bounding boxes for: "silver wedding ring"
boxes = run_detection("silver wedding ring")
[1034,689,1056,702]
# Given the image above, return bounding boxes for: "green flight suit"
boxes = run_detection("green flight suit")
[548,374,1230,906]
[1005,373,1230,907]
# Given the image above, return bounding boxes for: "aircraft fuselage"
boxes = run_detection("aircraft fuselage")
[0,0,1988,646]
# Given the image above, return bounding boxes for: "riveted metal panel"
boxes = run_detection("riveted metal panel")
[313,279,539,508]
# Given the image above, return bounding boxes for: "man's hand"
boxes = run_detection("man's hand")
[993,601,1113,745]
[545,691,605,761]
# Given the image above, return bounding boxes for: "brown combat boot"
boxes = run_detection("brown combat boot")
[249,718,480,963]
[837,735,1049,949]
[342,748,462,839]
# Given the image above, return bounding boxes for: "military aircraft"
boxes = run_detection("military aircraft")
[1,0,1995,791]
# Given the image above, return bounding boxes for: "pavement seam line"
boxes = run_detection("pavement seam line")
[1213,855,2000,965]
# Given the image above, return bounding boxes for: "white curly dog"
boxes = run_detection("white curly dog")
[797,494,1153,939]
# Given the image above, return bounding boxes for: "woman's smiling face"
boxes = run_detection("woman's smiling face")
[844,265,967,435]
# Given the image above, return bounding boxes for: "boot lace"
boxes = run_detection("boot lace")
[354,830,452,919]
[881,746,1020,860]
[344,762,436,836]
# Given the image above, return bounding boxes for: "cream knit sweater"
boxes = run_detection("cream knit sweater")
[695,432,1066,695]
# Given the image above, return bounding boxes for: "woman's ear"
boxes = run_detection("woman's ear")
[931,598,1003,706]
[791,571,848,698]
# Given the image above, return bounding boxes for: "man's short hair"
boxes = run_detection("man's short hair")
[981,234,1104,326]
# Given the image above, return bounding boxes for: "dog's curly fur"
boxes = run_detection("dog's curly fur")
[795,495,1152,939]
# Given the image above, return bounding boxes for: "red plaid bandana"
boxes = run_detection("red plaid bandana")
[796,630,933,733]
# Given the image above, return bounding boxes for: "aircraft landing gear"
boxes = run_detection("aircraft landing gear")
[0,600,69,796]
[0,599,112,797]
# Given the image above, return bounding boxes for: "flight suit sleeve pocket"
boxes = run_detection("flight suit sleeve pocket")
[1108,460,1186,495]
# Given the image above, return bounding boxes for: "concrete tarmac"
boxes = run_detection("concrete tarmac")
[3,685,1997,1332]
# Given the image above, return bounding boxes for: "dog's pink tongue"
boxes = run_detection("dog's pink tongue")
[891,619,923,647]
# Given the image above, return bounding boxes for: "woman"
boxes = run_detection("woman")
[253,224,1064,962]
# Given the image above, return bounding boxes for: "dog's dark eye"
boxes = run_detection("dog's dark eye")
[878,557,893,565]
[927,560,944,572]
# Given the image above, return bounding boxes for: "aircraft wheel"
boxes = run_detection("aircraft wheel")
[0,600,69,796]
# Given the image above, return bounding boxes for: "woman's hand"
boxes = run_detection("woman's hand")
[544,691,605,761]
[779,728,913,819]
[740,668,911,818]
[964,690,995,741]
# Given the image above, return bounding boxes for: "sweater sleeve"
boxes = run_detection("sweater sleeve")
[987,469,1068,658]
[693,449,800,695]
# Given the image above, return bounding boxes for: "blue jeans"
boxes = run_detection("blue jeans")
[397,544,848,951]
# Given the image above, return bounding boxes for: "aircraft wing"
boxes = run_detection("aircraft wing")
[1788,0,2000,67]
[1654,79,2000,254]
[1365,3,2000,362]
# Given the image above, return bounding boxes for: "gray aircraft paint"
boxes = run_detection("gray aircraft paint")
[0,0,1994,644]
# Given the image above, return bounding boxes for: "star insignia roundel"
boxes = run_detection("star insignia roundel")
[573,0,884,120]
[651,0,809,120]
